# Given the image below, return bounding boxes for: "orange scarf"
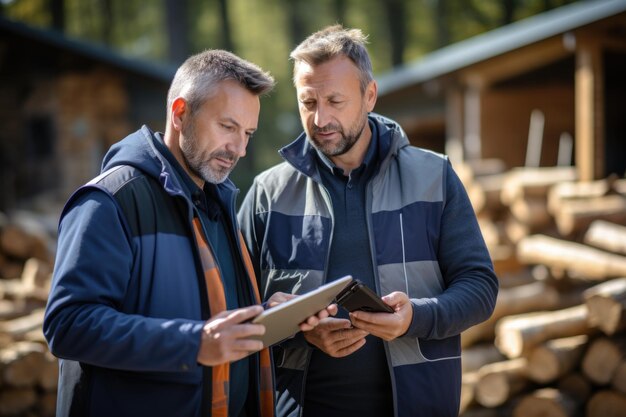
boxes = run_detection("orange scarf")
[192,218,274,417]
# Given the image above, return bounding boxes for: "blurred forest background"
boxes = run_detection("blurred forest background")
[1,0,582,195]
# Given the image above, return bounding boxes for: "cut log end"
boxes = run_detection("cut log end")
[513,388,580,417]
[586,390,626,417]
[475,372,511,408]
[582,337,626,385]
[527,347,560,383]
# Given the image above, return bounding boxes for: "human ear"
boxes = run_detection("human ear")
[365,80,378,112]
[170,97,187,132]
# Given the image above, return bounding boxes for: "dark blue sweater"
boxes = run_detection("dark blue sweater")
[304,122,393,416]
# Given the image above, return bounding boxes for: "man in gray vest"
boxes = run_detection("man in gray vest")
[239,25,498,417]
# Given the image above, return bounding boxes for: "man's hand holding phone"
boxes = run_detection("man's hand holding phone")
[349,291,413,341]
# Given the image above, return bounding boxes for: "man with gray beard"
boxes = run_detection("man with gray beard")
[44,49,331,417]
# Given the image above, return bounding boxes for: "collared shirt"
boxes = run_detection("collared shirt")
[305,121,393,417]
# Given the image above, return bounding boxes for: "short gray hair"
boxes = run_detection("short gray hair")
[290,25,373,93]
[167,49,275,119]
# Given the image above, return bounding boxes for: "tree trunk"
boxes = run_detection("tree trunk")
[612,361,626,395]
[581,336,626,385]
[461,371,479,413]
[513,388,581,417]
[37,351,58,392]
[527,335,588,383]
[0,388,37,416]
[164,0,189,64]
[501,0,517,25]
[501,167,577,206]
[509,196,553,231]
[0,224,49,262]
[284,0,306,49]
[217,0,234,51]
[0,299,33,321]
[49,0,65,32]
[0,308,45,339]
[21,257,52,292]
[557,373,592,403]
[462,343,505,373]
[504,215,531,244]
[584,220,626,255]
[583,277,626,335]
[37,391,57,417]
[517,234,626,280]
[462,280,579,348]
[0,278,49,303]
[553,194,626,237]
[434,0,450,48]
[383,0,406,67]
[333,0,347,26]
[547,178,626,217]
[0,342,46,387]
[475,358,529,408]
[495,304,591,358]
[586,390,626,417]
[99,0,113,46]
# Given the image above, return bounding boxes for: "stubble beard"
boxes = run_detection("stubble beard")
[309,112,368,158]
[181,117,238,184]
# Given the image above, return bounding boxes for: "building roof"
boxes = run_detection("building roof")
[376,0,626,95]
[0,16,177,82]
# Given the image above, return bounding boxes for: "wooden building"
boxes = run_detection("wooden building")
[0,17,176,211]
[375,0,626,181]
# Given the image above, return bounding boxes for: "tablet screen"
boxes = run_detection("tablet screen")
[251,275,353,347]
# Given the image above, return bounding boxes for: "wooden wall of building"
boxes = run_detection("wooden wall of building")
[0,26,170,211]
[481,83,575,169]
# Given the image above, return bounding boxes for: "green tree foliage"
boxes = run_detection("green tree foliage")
[2,0,581,197]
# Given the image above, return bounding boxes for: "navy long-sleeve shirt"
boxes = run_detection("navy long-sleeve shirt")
[304,122,393,417]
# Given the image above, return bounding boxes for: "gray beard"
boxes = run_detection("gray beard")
[309,114,368,157]
[181,119,237,184]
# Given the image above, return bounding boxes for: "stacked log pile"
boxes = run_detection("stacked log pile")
[459,162,626,417]
[1,162,625,416]
[0,214,56,417]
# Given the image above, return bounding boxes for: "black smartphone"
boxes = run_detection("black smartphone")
[335,279,394,313]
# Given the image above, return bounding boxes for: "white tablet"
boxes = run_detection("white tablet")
[251,275,353,347]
